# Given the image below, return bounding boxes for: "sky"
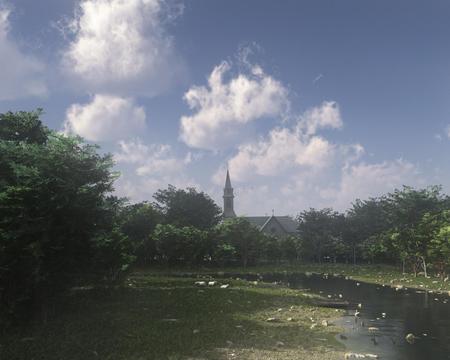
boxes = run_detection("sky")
[1,0,450,216]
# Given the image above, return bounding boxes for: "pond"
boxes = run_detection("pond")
[231,272,450,360]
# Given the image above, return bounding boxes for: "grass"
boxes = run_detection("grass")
[0,272,345,360]
[149,263,450,294]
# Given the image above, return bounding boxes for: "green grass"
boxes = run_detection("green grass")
[147,263,450,294]
[0,273,345,360]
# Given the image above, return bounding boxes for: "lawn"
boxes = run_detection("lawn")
[0,272,345,360]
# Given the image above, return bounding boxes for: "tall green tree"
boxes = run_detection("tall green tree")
[0,110,118,320]
[215,218,263,267]
[345,197,391,264]
[385,186,448,275]
[120,202,162,265]
[297,208,342,263]
[153,185,221,229]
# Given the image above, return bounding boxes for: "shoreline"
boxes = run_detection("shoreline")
[143,263,450,295]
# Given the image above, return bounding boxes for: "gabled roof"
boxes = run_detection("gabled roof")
[245,216,270,229]
[274,216,298,233]
[244,215,298,234]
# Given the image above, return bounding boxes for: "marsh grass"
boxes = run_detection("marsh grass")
[0,274,344,360]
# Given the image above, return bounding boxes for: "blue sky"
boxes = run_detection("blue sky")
[1,0,450,215]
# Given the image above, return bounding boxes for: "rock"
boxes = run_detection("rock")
[310,323,317,329]
[220,284,230,289]
[345,353,379,359]
[368,327,379,332]
[381,312,386,318]
[339,294,343,298]
[266,317,278,322]
[321,320,329,327]
[287,317,294,322]
[194,281,206,286]
[356,282,361,286]
[277,308,283,312]
[193,329,200,334]
[354,310,360,317]
[208,281,217,286]
[357,303,362,309]
[226,340,233,346]
[276,341,285,347]
[405,333,419,344]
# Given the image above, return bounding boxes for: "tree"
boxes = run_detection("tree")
[215,218,263,267]
[153,185,221,230]
[0,110,118,320]
[421,211,450,277]
[153,224,210,265]
[0,109,48,144]
[297,208,342,263]
[119,202,162,265]
[385,186,447,276]
[345,197,391,264]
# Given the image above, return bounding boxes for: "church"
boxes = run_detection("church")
[222,170,298,238]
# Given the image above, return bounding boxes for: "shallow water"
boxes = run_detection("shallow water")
[253,272,450,360]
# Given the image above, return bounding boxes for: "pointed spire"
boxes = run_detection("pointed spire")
[225,169,232,189]
[223,168,236,218]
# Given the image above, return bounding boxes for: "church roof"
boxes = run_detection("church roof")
[244,215,298,234]
[225,169,232,188]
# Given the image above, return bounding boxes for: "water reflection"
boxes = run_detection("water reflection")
[241,272,450,360]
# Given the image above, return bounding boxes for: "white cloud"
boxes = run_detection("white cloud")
[179,60,290,150]
[214,102,346,183]
[227,130,334,183]
[61,0,183,96]
[63,94,146,141]
[114,139,191,176]
[113,138,198,202]
[446,125,450,139]
[0,6,47,100]
[298,101,343,136]
[321,159,422,210]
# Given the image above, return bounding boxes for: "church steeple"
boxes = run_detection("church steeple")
[223,169,236,218]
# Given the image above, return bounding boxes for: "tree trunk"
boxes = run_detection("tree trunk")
[421,257,428,278]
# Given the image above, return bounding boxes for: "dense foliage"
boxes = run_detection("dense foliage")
[0,110,119,321]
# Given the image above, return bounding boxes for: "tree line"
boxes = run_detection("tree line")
[1,110,450,323]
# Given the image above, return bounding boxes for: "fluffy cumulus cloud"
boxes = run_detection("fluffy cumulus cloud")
[298,101,343,135]
[63,94,146,141]
[0,6,47,100]
[215,102,345,183]
[61,0,183,95]
[320,159,422,210]
[114,138,197,201]
[180,61,290,150]
[210,101,423,214]
[114,138,192,176]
